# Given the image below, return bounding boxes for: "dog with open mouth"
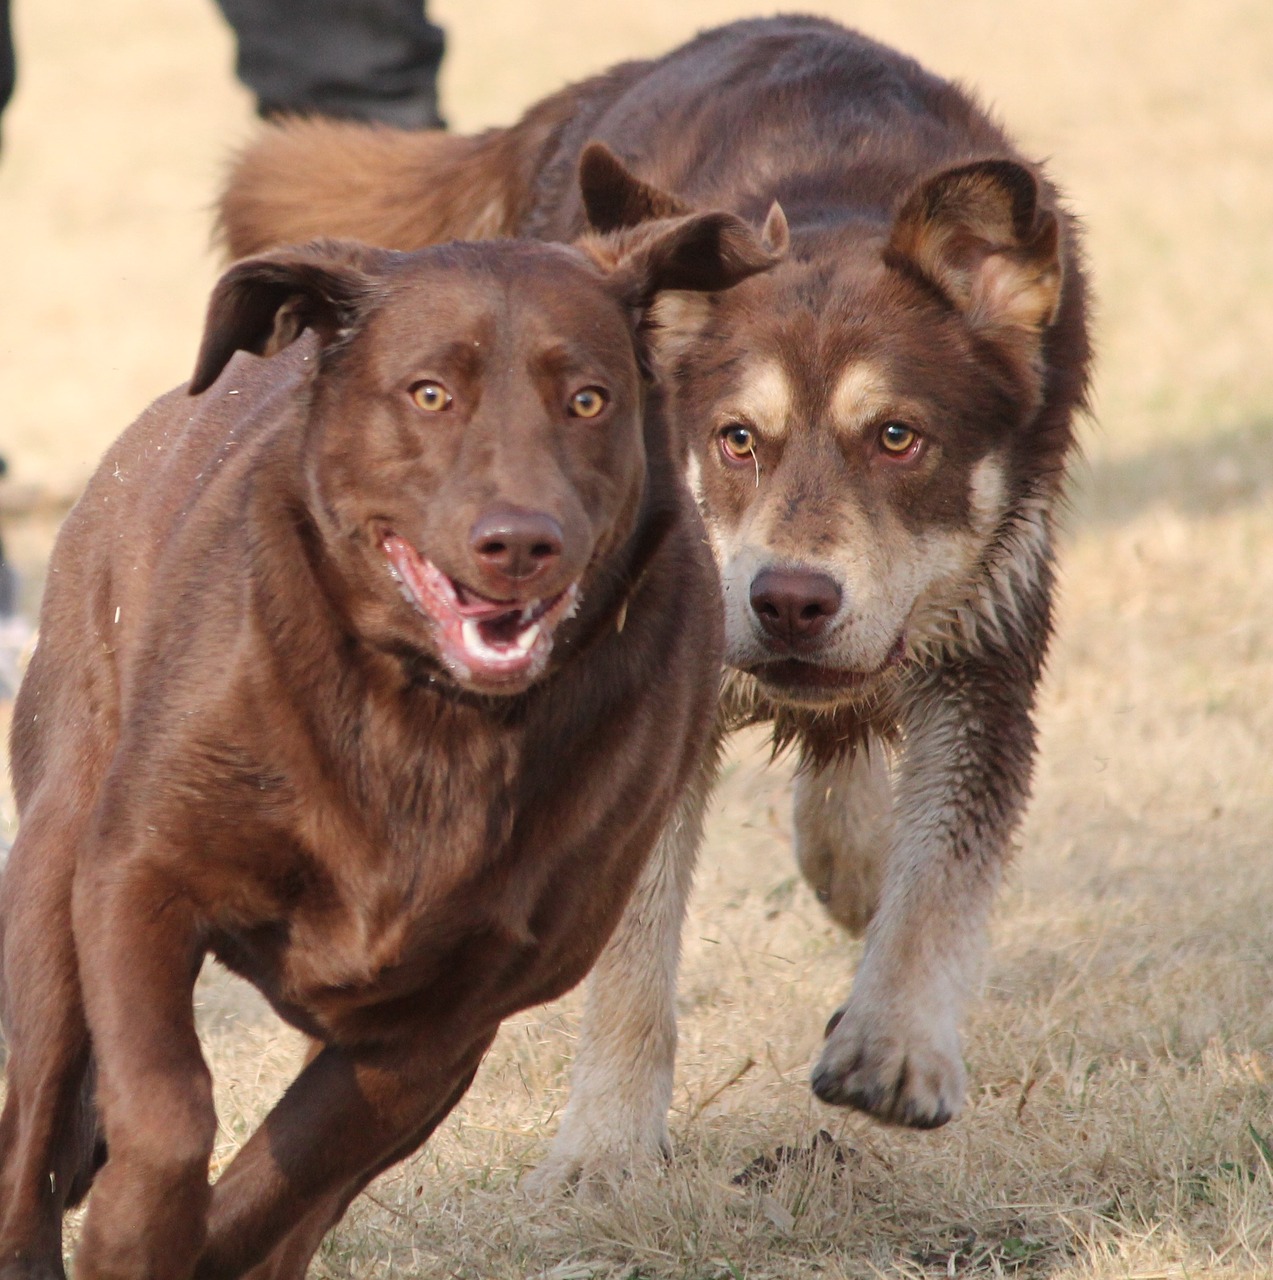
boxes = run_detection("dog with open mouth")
[0,217,780,1278]
[219,14,1092,1189]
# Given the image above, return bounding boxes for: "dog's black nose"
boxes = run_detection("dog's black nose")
[750,567,841,644]
[469,507,564,583]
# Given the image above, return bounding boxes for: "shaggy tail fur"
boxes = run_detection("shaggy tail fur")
[218,120,514,259]
[217,75,593,261]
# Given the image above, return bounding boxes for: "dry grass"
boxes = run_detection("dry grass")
[2,0,1271,1276]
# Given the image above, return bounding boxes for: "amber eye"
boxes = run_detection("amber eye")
[569,387,608,419]
[878,421,920,456]
[719,422,757,462]
[410,381,453,412]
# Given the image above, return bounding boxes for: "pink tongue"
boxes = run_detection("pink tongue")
[384,536,522,623]
[452,583,525,623]
[383,535,456,620]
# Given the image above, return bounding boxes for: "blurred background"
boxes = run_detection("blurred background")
[2,1,1271,500]
[1,2,1271,1276]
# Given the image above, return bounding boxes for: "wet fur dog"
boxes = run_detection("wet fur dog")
[218,14,1092,1187]
[0,222,779,1278]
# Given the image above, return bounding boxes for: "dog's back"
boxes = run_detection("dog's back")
[9,345,303,812]
[223,19,1017,259]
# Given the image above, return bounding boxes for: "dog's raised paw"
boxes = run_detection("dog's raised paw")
[811,1002,966,1129]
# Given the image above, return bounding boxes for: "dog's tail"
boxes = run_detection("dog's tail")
[217,82,587,261]
[217,121,509,258]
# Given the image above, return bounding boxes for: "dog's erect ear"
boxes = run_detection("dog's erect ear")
[577,143,784,304]
[189,239,392,394]
[582,206,784,311]
[577,207,783,374]
[579,142,692,233]
[888,160,1062,333]
[761,200,791,257]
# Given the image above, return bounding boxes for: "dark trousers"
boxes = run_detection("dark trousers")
[0,2,444,135]
[212,0,445,128]
[1,0,14,145]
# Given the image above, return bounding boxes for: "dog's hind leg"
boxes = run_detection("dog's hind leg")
[522,738,722,1197]
[792,744,894,937]
[0,813,100,1280]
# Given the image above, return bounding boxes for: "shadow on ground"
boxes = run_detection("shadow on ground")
[1072,417,1273,529]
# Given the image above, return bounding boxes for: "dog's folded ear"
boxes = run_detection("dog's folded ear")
[189,239,392,395]
[887,160,1062,335]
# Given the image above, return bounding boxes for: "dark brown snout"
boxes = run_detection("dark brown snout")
[469,506,565,589]
[750,567,842,646]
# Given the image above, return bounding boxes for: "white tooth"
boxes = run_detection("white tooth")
[462,619,482,653]
[516,624,540,652]
[521,603,537,624]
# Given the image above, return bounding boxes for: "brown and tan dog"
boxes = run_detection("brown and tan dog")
[0,217,779,1279]
[218,15,1092,1189]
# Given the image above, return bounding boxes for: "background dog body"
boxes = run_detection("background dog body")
[0,225,783,1276]
[220,15,1091,1189]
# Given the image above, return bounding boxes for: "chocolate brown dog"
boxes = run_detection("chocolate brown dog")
[0,218,778,1278]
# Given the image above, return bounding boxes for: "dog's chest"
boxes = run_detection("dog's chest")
[212,726,592,1038]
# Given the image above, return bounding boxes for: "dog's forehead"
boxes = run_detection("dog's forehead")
[704,253,984,421]
[351,246,635,382]
[384,243,627,332]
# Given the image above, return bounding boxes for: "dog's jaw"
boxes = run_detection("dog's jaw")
[744,634,909,709]
[383,534,580,692]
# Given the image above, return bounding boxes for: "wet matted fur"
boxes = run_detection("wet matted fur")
[218,14,1092,1189]
[0,221,780,1277]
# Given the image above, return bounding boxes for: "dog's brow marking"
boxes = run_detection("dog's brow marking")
[733,360,793,440]
[829,362,894,434]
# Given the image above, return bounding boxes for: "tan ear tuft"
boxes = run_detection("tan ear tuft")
[645,291,715,371]
[889,160,1062,333]
[761,201,790,257]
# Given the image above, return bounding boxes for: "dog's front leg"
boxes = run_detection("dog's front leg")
[811,659,1038,1128]
[522,742,721,1197]
[194,1034,491,1280]
[71,861,216,1280]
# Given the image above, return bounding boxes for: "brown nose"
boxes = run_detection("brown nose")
[750,567,841,645]
[469,507,564,585]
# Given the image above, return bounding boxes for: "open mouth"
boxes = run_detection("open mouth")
[383,534,579,688]
[748,636,907,698]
